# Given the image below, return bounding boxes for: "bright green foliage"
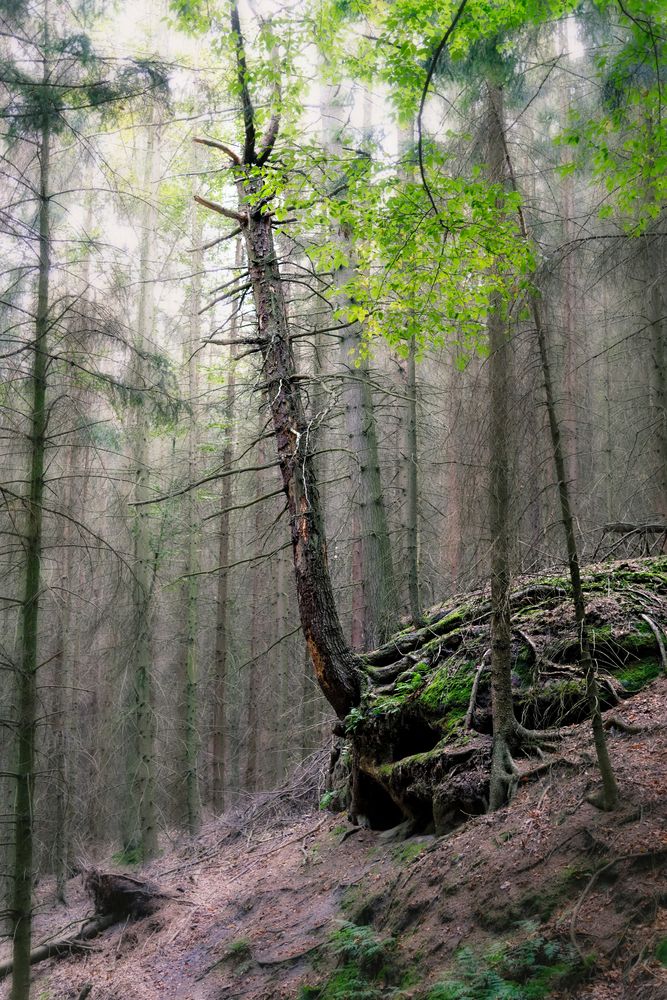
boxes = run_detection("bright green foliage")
[428,935,583,1000]
[316,0,578,119]
[559,0,666,232]
[302,922,396,999]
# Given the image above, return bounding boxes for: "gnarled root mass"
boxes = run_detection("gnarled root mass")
[330,556,667,834]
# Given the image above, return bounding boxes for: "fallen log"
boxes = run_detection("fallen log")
[0,914,116,981]
[0,871,171,981]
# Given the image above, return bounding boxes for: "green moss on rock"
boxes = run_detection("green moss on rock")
[419,661,476,718]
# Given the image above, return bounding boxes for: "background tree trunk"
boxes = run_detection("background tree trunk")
[11,111,51,1000]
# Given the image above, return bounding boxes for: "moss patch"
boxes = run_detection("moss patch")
[419,660,476,718]
[655,937,667,966]
[616,657,662,692]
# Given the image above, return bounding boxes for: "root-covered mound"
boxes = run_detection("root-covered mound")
[333,557,667,832]
[14,679,667,1000]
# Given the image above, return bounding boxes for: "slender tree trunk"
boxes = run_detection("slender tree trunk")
[648,240,667,520]
[274,547,288,784]
[398,120,421,621]
[53,440,79,903]
[405,334,420,621]
[485,84,519,810]
[211,240,242,811]
[350,507,365,649]
[319,76,397,646]
[244,431,265,792]
[211,378,233,807]
[338,314,398,646]
[558,21,579,500]
[494,86,619,810]
[182,195,201,835]
[11,112,50,1000]
[127,114,160,860]
[487,290,516,811]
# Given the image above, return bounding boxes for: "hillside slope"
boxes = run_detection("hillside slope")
[4,679,667,1000]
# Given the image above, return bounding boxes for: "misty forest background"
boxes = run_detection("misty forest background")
[0,0,665,947]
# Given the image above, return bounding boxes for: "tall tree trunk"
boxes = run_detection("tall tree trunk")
[338,315,398,646]
[487,286,515,809]
[558,21,579,501]
[485,84,519,810]
[331,89,398,648]
[648,239,667,520]
[492,84,619,811]
[11,111,50,1000]
[182,194,201,835]
[242,201,360,717]
[274,545,289,784]
[52,440,79,903]
[126,114,160,860]
[398,121,421,622]
[211,240,242,811]
[244,431,266,792]
[405,337,420,620]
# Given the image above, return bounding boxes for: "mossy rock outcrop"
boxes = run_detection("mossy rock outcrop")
[333,557,667,833]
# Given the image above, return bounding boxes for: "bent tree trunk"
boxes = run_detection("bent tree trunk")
[196,0,361,719]
[240,197,361,718]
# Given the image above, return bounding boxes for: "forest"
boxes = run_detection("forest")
[0,0,665,997]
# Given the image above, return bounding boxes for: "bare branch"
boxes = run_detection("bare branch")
[194,194,247,225]
[193,136,241,164]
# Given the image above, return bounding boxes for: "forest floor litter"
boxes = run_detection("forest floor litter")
[4,678,667,1000]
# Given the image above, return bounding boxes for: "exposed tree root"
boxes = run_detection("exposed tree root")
[465,652,489,729]
[333,557,667,831]
[603,714,643,735]
[640,614,667,675]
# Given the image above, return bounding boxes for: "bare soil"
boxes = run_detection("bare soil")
[4,679,667,1000]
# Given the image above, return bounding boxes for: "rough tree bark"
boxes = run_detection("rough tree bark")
[195,0,361,719]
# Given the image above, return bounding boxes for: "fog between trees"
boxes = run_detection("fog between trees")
[0,0,664,994]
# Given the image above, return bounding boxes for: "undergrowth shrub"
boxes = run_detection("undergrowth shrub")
[299,921,396,1000]
[427,934,586,1000]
